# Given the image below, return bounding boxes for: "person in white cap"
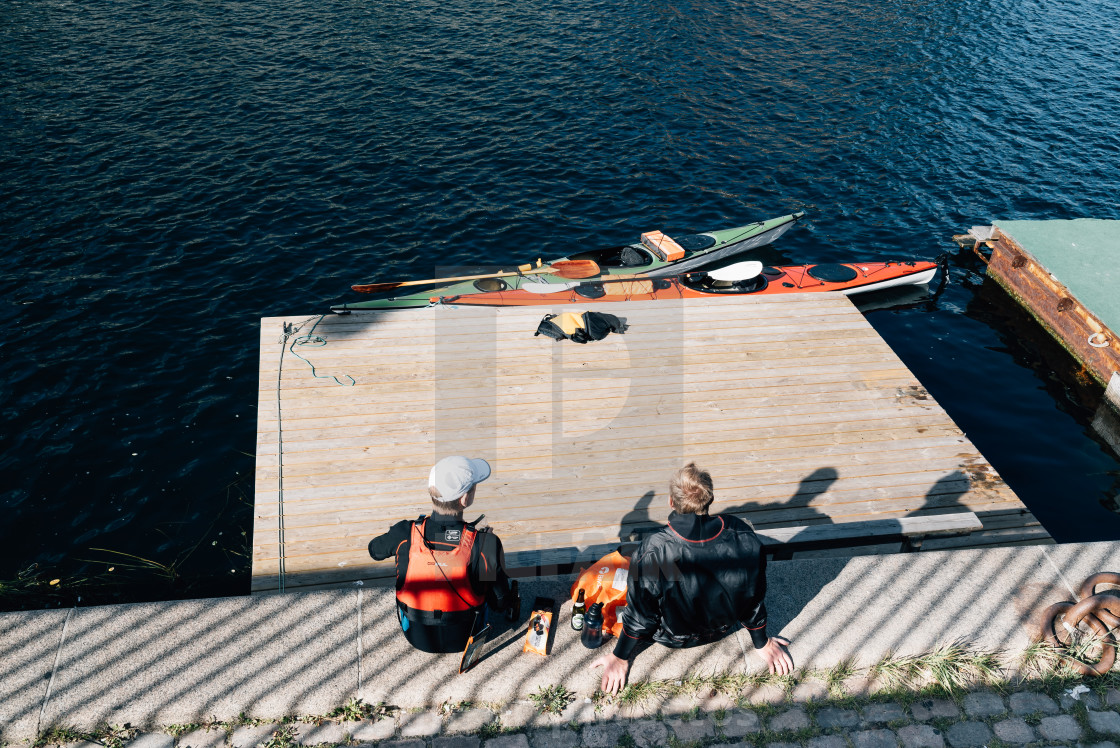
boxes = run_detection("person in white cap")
[368,456,515,653]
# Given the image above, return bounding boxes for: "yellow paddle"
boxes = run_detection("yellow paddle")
[351,259,601,294]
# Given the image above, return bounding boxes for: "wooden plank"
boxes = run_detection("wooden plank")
[259,294,859,334]
[256,420,964,470]
[739,512,980,545]
[250,492,1009,556]
[259,318,884,349]
[257,385,929,439]
[258,373,927,417]
[252,475,992,539]
[255,374,931,434]
[258,333,895,385]
[257,318,882,355]
[251,492,1025,552]
[254,435,977,488]
[255,402,939,458]
[259,348,905,394]
[257,360,916,416]
[252,473,1018,539]
[259,322,881,365]
[256,308,875,345]
[252,455,999,521]
[253,489,1024,556]
[251,467,1004,527]
[256,448,1007,507]
[257,392,952,452]
[254,424,968,481]
[254,406,935,451]
[253,399,934,453]
[256,309,870,356]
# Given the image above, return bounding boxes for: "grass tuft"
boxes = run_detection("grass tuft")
[616,680,668,707]
[90,723,141,748]
[262,724,296,748]
[165,723,202,737]
[326,697,391,722]
[823,658,858,699]
[529,684,575,715]
[666,736,701,748]
[869,642,1004,694]
[34,726,87,748]
[478,721,506,740]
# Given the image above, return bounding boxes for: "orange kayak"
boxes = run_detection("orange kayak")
[433,260,939,306]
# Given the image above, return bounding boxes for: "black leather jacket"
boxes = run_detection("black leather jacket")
[613,511,769,660]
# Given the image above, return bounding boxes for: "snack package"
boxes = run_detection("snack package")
[570,550,630,637]
[524,597,554,656]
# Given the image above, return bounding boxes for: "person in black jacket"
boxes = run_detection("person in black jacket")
[591,462,793,694]
[367,456,514,653]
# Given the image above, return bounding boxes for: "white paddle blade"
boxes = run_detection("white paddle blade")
[707,261,764,282]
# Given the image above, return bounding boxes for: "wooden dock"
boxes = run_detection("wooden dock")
[253,295,1049,593]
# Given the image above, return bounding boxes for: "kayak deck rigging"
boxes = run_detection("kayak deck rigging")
[434,260,940,307]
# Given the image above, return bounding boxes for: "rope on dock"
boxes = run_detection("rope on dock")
[288,315,356,386]
[274,316,357,593]
[275,325,293,593]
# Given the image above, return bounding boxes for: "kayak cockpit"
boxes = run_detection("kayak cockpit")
[473,277,509,292]
[683,274,769,294]
[683,260,769,295]
[565,231,719,268]
[568,245,654,268]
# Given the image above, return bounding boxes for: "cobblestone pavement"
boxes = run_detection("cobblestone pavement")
[43,683,1120,748]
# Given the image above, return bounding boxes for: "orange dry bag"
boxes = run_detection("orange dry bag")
[570,550,630,637]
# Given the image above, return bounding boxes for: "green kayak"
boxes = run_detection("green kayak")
[331,211,804,312]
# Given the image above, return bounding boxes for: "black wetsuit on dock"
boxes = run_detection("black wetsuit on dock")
[368,513,514,653]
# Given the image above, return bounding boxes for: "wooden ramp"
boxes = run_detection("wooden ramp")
[253,295,1049,593]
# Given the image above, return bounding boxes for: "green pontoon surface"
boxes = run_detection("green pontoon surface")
[995,218,1120,334]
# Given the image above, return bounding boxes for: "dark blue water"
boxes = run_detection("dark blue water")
[3,0,1119,607]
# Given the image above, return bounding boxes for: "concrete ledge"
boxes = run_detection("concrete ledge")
[0,608,71,740]
[3,542,1119,742]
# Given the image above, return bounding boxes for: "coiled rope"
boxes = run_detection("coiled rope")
[275,315,356,593]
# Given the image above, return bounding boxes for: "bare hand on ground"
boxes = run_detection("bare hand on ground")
[589,651,630,695]
[758,635,793,675]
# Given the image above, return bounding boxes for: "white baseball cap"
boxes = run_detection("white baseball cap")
[429,456,491,501]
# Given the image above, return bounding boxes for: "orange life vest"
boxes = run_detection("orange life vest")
[397,518,485,619]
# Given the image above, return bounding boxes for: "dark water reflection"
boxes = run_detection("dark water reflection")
[2,0,1118,606]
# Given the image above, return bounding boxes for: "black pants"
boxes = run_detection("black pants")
[398,605,485,653]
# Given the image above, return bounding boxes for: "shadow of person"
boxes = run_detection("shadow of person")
[908,469,969,516]
[722,466,838,530]
[616,490,661,543]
